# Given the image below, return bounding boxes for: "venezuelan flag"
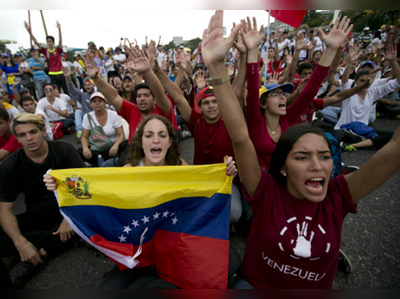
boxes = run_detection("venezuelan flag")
[50,164,233,289]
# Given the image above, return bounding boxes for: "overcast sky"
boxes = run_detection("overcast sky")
[1,9,272,53]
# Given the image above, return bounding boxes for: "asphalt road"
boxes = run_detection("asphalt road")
[4,117,400,289]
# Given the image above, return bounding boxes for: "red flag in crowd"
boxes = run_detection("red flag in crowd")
[267,10,307,28]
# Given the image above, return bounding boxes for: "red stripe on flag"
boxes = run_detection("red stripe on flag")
[267,10,307,28]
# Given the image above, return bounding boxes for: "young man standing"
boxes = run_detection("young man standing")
[24,21,69,96]
[0,113,85,287]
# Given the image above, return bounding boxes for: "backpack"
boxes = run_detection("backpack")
[325,132,342,178]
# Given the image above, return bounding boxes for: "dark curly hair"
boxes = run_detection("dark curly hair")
[125,115,182,166]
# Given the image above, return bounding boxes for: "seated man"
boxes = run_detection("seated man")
[35,83,74,134]
[0,108,23,162]
[0,89,20,120]
[0,113,85,287]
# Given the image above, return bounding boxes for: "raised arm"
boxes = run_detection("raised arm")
[24,21,41,49]
[232,28,248,109]
[55,21,62,48]
[151,44,192,123]
[202,12,262,196]
[322,79,371,108]
[385,44,400,79]
[84,53,124,112]
[126,45,171,114]
[345,125,400,203]
[286,36,306,83]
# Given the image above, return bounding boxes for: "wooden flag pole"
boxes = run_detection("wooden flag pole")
[40,10,48,37]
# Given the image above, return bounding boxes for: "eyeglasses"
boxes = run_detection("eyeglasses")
[268,91,290,98]
[44,88,54,92]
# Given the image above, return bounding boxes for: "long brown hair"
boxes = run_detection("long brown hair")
[126,115,182,166]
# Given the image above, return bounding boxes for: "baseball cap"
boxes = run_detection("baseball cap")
[83,78,94,85]
[2,53,10,58]
[360,60,374,69]
[259,82,295,99]
[383,66,392,74]
[197,86,215,105]
[30,48,37,52]
[363,27,370,31]
[19,87,30,94]
[123,75,133,82]
[90,92,106,102]
[115,47,122,51]
[174,43,180,48]
[0,89,8,94]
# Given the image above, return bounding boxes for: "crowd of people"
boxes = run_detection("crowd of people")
[0,10,400,289]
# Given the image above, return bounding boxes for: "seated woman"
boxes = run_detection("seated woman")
[78,92,125,166]
[201,11,400,289]
[118,75,136,104]
[45,114,238,288]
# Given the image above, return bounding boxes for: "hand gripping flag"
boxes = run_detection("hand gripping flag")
[267,10,307,29]
[50,164,232,289]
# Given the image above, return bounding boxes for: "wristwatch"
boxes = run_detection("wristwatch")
[207,74,230,86]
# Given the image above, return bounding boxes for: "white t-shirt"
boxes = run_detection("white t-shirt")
[35,97,67,122]
[82,110,123,143]
[156,51,167,68]
[335,79,400,130]
[113,53,127,67]
[313,36,325,52]
[59,93,74,115]
[73,61,83,77]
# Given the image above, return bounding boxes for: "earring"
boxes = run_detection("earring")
[282,173,287,177]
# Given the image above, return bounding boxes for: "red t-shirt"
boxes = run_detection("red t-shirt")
[241,170,357,289]
[118,100,175,143]
[0,134,22,153]
[40,46,63,74]
[245,63,329,171]
[292,99,325,125]
[186,108,235,166]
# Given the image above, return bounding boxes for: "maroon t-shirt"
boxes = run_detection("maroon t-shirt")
[186,108,235,166]
[241,170,357,289]
[292,99,325,125]
[40,46,63,74]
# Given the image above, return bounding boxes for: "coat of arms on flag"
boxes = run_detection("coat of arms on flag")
[50,164,233,289]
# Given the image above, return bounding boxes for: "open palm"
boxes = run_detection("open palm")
[241,17,264,51]
[319,16,353,49]
[84,53,100,79]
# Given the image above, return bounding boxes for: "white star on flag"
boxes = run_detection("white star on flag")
[162,210,169,218]
[153,212,160,220]
[123,226,132,234]
[172,217,178,225]
[142,215,150,224]
[118,235,127,242]
[131,219,140,228]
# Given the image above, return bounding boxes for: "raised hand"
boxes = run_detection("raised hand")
[201,10,242,68]
[384,44,397,61]
[241,17,264,51]
[319,16,353,50]
[296,35,308,50]
[227,63,235,77]
[176,50,187,71]
[62,65,71,77]
[55,20,61,29]
[148,40,157,70]
[125,47,151,73]
[23,21,31,32]
[84,53,101,79]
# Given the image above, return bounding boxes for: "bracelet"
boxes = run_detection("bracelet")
[207,74,230,86]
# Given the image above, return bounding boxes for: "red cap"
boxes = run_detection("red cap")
[197,86,215,105]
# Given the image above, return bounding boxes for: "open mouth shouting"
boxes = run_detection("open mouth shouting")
[304,178,325,194]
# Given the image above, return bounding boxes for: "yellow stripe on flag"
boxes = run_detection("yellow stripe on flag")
[50,164,232,210]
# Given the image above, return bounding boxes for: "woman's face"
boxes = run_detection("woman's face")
[142,119,172,166]
[90,97,106,111]
[282,133,332,203]
[261,88,288,116]
[123,78,134,92]
[113,78,122,89]
[313,52,322,62]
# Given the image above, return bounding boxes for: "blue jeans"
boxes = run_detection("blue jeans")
[102,157,120,167]
[319,106,341,125]
[231,278,254,289]
[34,78,51,99]
[75,109,84,132]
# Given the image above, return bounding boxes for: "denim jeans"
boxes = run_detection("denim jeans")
[74,109,84,132]
[34,78,51,99]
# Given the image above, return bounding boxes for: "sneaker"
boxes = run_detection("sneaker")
[341,164,360,175]
[340,142,357,152]
[376,112,381,118]
[10,260,45,287]
[76,131,82,139]
[395,114,400,120]
[180,130,192,140]
[337,249,353,274]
